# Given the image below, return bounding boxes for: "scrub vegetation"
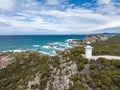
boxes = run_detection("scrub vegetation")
[0,34,120,90]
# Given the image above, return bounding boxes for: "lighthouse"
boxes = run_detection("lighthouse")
[85,42,93,59]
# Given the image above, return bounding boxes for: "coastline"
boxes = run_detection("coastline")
[0,34,120,90]
[0,34,111,55]
[0,38,81,56]
[1,34,120,70]
[0,35,85,56]
[0,33,118,57]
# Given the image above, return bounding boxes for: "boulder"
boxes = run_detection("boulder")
[55,50,63,55]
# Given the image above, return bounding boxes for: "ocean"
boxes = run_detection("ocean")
[0,35,85,55]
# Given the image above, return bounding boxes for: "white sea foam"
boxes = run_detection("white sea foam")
[2,39,78,56]
[39,51,49,55]
[57,48,65,51]
[49,42,65,46]
[42,45,59,49]
[66,39,73,42]
[33,45,41,47]
[49,42,69,48]
[66,46,72,48]
[42,45,52,49]
[48,41,75,53]
[29,48,38,51]
[39,50,56,56]
[66,39,79,42]
[49,42,60,45]
[4,49,25,52]
[13,50,25,52]
[60,43,68,47]
[50,51,57,56]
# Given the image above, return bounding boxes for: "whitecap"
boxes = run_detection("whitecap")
[42,45,53,49]
[13,50,25,52]
[49,42,60,46]
[41,45,58,49]
[66,39,73,42]
[66,39,79,43]
[33,45,41,47]
[49,42,69,48]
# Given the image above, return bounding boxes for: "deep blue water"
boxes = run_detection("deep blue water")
[0,35,85,55]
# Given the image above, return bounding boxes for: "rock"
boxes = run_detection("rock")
[82,34,109,43]
[0,52,12,57]
[0,56,12,69]
[0,52,12,69]
[49,45,54,48]
[55,50,63,55]
[66,34,109,45]
[67,40,82,45]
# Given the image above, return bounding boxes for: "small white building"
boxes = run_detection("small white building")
[85,42,93,59]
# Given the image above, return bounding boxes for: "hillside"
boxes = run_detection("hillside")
[0,35,120,90]
[82,34,109,43]
[67,34,109,44]
[92,34,120,56]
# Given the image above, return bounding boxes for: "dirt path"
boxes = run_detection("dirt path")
[92,55,120,60]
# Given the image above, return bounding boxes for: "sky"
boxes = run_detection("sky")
[0,0,120,35]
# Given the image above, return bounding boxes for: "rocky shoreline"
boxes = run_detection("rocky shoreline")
[67,34,109,44]
[0,34,120,90]
[0,34,110,70]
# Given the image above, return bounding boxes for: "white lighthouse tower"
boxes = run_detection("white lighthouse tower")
[85,42,93,59]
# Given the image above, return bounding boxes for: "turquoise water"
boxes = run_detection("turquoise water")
[0,35,85,55]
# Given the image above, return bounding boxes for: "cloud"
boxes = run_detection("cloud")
[91,26,120,33]
[0,22,10,26]
[0,7,120,34]
[96,0,120,15]
[0,0,16,11]
[97,0,111,5]
[0,0,120,35]
[46,0,67,5]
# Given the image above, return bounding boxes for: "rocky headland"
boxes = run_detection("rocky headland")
[67,34,109,45]
[0,34,120,90]
[82,34,109,43]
